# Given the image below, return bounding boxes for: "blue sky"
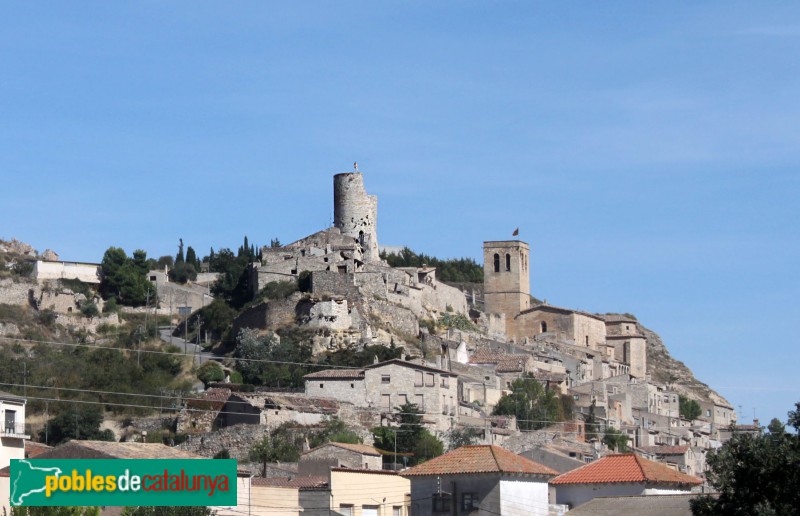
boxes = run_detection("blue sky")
[1,2,798,423]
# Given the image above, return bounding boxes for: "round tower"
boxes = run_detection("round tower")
[333,172,379,261]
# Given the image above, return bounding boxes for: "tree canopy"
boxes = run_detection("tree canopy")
[381,247,483,283]
[492,375,572,431]
[372,402,444,466]
[691,401,800,516]
[99,247,153,306]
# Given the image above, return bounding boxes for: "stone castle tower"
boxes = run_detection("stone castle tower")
[333,172,379,262]
[483,240,531,337]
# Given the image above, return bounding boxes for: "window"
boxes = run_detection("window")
[381,394,391,409]
[362,505,379,516]
[540,321,547,333]
[392,507,402,516]
[319,383,324,389]
[493,253,500,273]
[441,376,449,388]
[149,275,157,281]
[398,394,408,406]
[350,383,354,388]
[505,253,511,271]
[416,394,424,411]
[339,504,354,516]
[706,409,712,417]
[432,493,451,513]
[382,375,391,384]
[462,493,479,511]
[585,336,589,346]
[425,372,435,387]
[414,370,423,386]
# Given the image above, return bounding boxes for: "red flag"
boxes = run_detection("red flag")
[512,228,519,236]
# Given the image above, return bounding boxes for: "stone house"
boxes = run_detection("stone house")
[402,445,558,516]
[636,445,699,477]
[549,453,702,509]
[304,359,459,432]
[219,393,340,430]
[298,442,383,475]
[515,304,607,350]
[176,387,231,433]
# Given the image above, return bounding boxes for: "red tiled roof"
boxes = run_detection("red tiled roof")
[495,355,532,373]
[304,368,365,379]
[25,441,53,458]
[402,445,558,477]
[550,454,702,486]
[637,445,689,456]
[252,476,329,489]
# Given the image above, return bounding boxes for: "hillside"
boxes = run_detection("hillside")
[641,322,731,407]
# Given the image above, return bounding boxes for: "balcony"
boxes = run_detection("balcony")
[1,422,30,438]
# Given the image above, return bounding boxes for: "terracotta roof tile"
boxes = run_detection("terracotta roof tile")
[25,441,53,458]
[252,476,329,489]
[637,445,689,456]
[402,445,558,477]
[550,454,702,486]
[302,442,382,457]
[304,368,365,379]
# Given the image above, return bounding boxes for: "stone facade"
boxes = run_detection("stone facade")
[483,240,531,338]
[299,442,382,473]
[0,278,33,307]
[305,359,458,433]
[333,172,379,262]
[515,305,606,349]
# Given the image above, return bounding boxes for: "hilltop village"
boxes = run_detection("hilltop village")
[0,171,750,514]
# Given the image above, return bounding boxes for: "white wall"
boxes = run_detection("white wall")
[33,261,101,284]
[500,479,549,516]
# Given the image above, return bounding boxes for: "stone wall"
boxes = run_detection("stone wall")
[301,298,352,331]
[54,313,120,332]
[0,321,20,337]
[177,423,270,460]
[155,282,213,315]
[0,278,33,306]
[230,294,301,336]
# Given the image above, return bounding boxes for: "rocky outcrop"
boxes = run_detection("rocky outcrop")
[641,323,731,407]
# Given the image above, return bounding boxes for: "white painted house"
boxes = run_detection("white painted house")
[402,445,558,516]
[549,453,703,510]
[0,390,29,513]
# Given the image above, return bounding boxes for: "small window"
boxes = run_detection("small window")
[351,383,354,388]
[150,275,157,281]
[398,394,408,406]
[585,336,589,346]
[493,253,500,273]
[432,493,451,513]
[393,507,402,516]
[415,394,424,411]
[425,372,435,387]
[505,253,511,271]
[339,504,354,516]
[382,375,391,384]
[541,321,547,333]
[414,371,423,386]
[320,383,324,389]
[462,493,479,511]
[706,409,712,417]
[441,377,449,388]
[381,394,391,408]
